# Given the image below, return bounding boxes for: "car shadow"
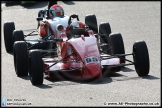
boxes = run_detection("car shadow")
[3,1,20,6]
[7,52,14,56]
[121,67,135,72]
[35,71,160,89]
[140,75,160,80]
[18,76,30,80]
[35,72,121,89]
[35,76,78,89]
[2,1,48,9]
[62,1,75,5]
[2,1,75,9]
[22,2,48,9]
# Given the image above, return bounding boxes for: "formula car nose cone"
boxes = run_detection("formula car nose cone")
[82,63,101,78]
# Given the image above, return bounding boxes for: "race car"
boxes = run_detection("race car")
[4,4,149,85]
[12,12,150,85]
[3,4,66,54]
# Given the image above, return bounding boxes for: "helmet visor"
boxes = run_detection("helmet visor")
[55,12,63,16]
[51,10,63,17]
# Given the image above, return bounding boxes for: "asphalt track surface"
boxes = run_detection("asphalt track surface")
[1,1,161,107]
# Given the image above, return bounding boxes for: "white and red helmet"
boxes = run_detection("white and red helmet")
[69,21,85,30]
[66,21,86,38]
[49,4,64,19]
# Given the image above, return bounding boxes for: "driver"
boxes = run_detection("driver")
[66,21,89,39]
[49,4,64,19]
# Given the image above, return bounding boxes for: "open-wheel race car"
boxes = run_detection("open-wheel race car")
[14,13,150,85]
[3,4,65,53]
[4,5,150,85]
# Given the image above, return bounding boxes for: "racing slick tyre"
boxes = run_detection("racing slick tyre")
[29,50,44,85]
[13,41,28,76]
[37,9,44,29]
[85,14,98,37]
[13,30,24,43]
[38,10,43,17]
[109,33,125,64]
[133,41,150,76]
[4,21,15,53]
[99,22,111,54]
[48,1,57,10]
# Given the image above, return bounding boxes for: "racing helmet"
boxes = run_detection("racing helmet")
[68,21,86,38]
[49,4,64,19]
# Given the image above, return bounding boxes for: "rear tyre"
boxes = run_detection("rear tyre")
[29,50,44,85]
[133,41,150,76]
[4,22,15,53]
[37,9,44,29]
[99,22,111,54]
[109,33,125,64]
[85,14,98,37]
[13,41,28,76]
[13,30,24,43]
[48,1,57,10]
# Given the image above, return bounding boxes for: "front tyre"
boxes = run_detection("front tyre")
[13,41,28,76]
[109,33,125,64]
[133,41,150,76]
[29,50,44,85]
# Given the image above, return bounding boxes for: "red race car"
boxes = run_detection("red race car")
[9,8,149,85]
[28,14,149,85]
